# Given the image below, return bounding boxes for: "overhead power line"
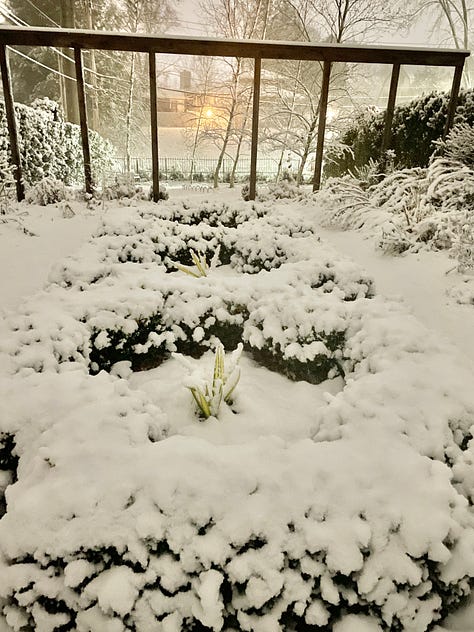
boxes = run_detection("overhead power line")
[0,5,232,99]
[22,0,60,27]
[8,46,94,86]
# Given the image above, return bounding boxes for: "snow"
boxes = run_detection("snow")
[0,204,101,312]
[315,227,474,365]
[0,187,474,631]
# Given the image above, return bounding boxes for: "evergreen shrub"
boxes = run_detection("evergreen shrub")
[325,89,474,177]
[0,98,115,186]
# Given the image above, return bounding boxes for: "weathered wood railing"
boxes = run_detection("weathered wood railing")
[0,26,470,202]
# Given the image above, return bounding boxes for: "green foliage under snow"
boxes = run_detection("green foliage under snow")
[0,98,115,187]
[325,89,474,178]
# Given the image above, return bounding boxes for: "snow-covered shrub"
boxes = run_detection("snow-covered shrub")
[324,90,471,177]
[2,199,474,631]
[447,277,474,304]
[450,208,474,271]
[102,180,148,201]
[370,167,428,223]
[0,432,17,518]
[317,177,389,231]
[258,180,307,202]
[0,99,115,186]
[318,157,474,268]
[378,220,416,255]
[0,154,15,214]
[435,122,474,167]
[24,177,68,206]
[1,365,474,631]
[162,200,266,228]
[243,291,347,383]
[0,200,376,379]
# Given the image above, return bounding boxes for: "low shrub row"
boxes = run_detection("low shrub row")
[1,197,474,631]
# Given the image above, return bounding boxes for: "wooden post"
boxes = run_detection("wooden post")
[73,46,93,195]
[381,63,400,155]
[444,62,465,138]
[249,56,261,201]
[149,51,160,202]
[0,45,24,201]
[312,60,331,192]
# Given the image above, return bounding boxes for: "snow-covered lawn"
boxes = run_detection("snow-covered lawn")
[0,188,473,632]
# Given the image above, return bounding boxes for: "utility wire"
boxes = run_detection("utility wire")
[7,46,94,86]
[0,5,130,84]
[0,5,231,98]
[21,0,60,27]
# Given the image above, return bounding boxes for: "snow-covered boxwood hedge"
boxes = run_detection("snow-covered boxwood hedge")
[0,98,115,186]
[1,198,474,632]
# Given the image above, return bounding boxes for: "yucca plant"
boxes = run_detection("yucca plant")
[173,247,220,278]
[178,341,242,419]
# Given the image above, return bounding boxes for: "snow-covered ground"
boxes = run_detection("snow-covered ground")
[0,187,473,631]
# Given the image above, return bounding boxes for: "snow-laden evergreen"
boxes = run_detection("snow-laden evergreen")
[0,98,114,188]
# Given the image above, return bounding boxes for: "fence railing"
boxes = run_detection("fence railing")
[0,26,470,202]
[121,156,289,182]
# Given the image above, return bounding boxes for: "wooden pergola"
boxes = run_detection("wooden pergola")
[0,26,470,202]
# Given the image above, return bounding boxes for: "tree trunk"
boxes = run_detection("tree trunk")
[296,113,318,185]
[60,0,80,125]
[213,96,237,188]
[190,104,204,183]
[230,89,252,188]
[276,61,302,182]
[125,52,136,173]
[83,0,100,131]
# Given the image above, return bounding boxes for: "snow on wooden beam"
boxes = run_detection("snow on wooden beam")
[0,27,469,201]
[0,27,469,67]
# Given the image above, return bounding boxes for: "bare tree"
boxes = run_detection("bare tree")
[198,0,272,187]
[423,0,472,86]
[260,0,414,183]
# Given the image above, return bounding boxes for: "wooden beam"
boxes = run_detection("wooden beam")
[73,46,93,195]
[381,63,401,155]
[313,61,331,192]
[249,57,261,201]
[0,45,24,201]
[444,62,465,138]
[148,51,160,202]
[0,27,469,67]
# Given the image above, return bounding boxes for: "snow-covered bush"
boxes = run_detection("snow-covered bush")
[242,181,309,203]
[325,89,474,178]
[450,208,474,271]
[1,198,474,631]
[317,177,390,231]
[0,99,115,186]
[0,202,373,378]
[24,177,69,206]
[317,158,474,266]
[0,154,15,214]
[149,200,266,227]
[244,291,346,383]
[435,122,474,167]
